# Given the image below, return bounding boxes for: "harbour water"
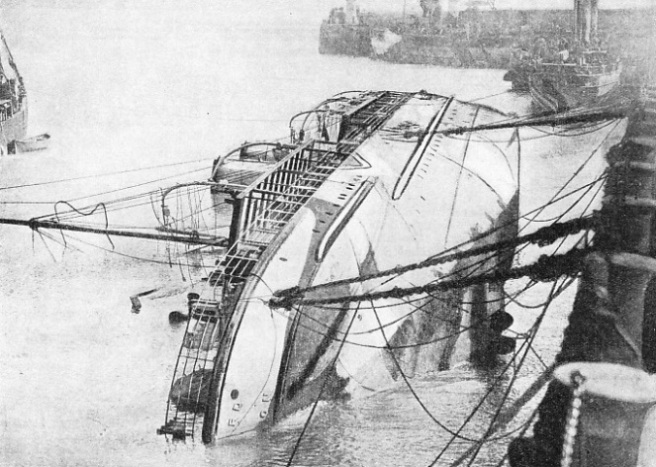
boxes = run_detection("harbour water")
[0,1,626,466]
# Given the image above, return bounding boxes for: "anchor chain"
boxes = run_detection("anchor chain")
[561,372,586,467]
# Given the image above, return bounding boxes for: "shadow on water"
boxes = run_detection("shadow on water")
[196,358,549,467]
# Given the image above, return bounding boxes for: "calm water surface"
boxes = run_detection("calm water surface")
[0,1,623,466]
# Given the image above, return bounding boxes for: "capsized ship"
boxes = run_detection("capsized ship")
[158,90,523,441]
[0,29,27,154]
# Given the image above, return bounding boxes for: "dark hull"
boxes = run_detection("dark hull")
[2,105,28,154]
[371,31,514,69]
[318,23,372,57]
[528,67,621,114]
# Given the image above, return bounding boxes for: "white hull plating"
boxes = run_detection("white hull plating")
[162,91,523,441]
[208,93,520,439]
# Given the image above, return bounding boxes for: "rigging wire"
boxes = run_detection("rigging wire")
[285,303,361,467]
[49,231,195,266]
[462,280,564,467]
[429,338,537,466]
[334,154,601,316]
[519,119,621,225]
[468,89,515,103]
[368,295,554,448]
[277,298,477,350]
[234,172,599,309]
[273,165,607,305]
[444,118,618,144]
[0,158,212,192]
[269,261,564,348]
[390,161,603,300]
[370,298,483,442]
[490,407,540,467]
[270,221,591,308]
[421,180,591,309]
[444,107,479,249]
[45,169,211,219]
[430,277,572,466]
[28,135,604,320]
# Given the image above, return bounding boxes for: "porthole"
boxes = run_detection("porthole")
[231,389,239,400]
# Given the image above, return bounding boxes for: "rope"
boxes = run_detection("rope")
[285,303,360,467]
[53,201,113,249]
[430,337,536,466]
[289,167,605,317]
[271,247,589,309]
[450,280,564,467]
[0,158,211,192]
[271,216,595,306]
[429,277,573,466]
[369,299,481,442]
[274,297,482,351]
[444,107,479,249]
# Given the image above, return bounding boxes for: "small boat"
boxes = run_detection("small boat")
[9,133,50,154]
[210,141,295,189]
[0,30,27,155]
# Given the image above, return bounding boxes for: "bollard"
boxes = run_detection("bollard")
[555,363,656,467]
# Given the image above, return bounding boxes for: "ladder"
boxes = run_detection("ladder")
[158,297,225,440]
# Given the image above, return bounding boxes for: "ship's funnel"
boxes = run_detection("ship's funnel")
[575,0,599,46]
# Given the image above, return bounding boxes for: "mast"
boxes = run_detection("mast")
[0,217,228,247]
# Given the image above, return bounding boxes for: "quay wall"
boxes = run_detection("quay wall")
[320,9,653,69]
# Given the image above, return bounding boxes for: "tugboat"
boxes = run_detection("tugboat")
[527,0,622,113]
[0,29,27,155]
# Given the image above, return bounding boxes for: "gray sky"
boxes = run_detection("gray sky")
[77,0,650,29]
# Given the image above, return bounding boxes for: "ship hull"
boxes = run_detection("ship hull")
[203,93,522,439]
[0,29,28,155]
[318,22,372,57]
[529,66,622,114]
[1,105,28,154]
[370,30,514,69]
